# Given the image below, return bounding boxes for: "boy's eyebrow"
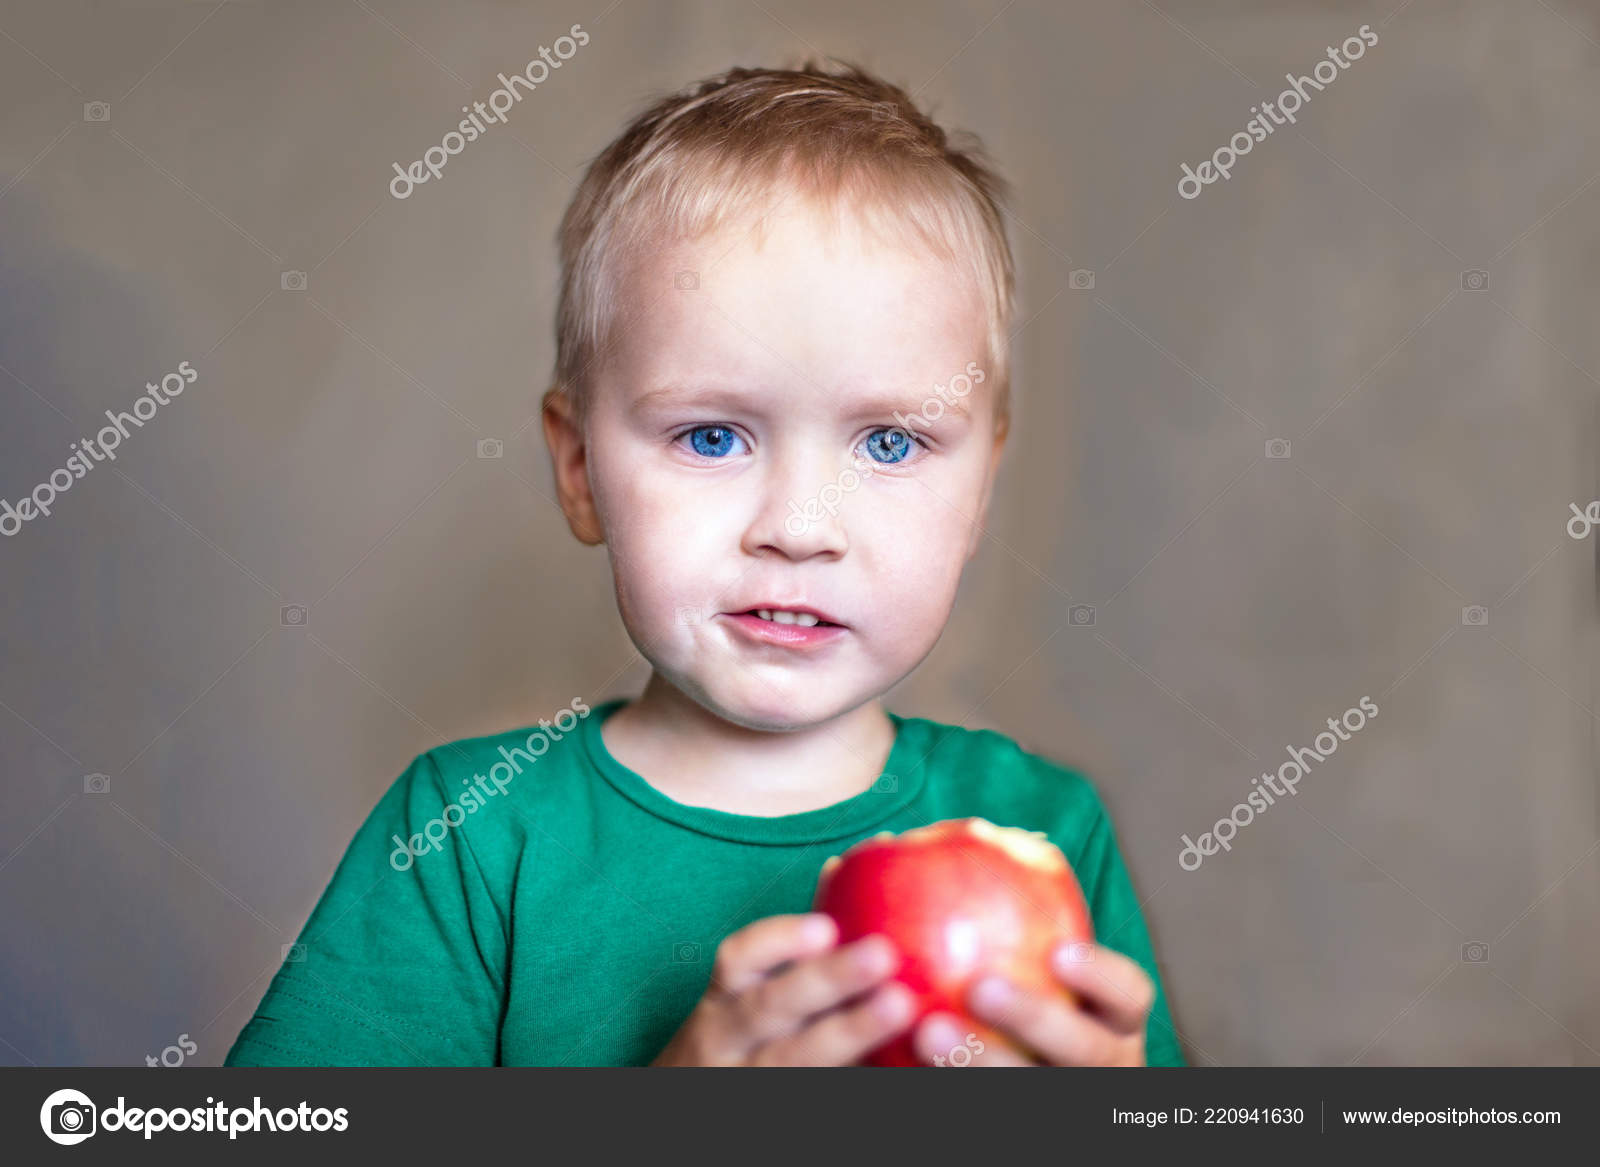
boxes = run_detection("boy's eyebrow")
[632,381,973,419]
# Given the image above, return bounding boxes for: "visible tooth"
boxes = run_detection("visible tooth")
[793,612,819,626]
[772,610,798,624]
[757,609,773,621]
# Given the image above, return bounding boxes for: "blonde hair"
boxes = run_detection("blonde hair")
[549,59,1017,435]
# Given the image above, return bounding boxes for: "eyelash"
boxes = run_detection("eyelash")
[670,424,932,466]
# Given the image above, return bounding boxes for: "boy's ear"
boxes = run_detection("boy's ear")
[541,385,605,546]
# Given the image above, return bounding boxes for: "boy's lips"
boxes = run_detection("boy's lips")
[720,612,848,649]
[725,603,844,627]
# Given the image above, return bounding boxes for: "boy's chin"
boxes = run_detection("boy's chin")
[698,686,864,734]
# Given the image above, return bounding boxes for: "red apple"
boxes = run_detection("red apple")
[812,817,1092,1066]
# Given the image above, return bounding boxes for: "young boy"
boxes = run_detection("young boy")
[226,61,1183,1068]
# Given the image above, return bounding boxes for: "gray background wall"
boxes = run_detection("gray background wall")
[2,0,1595,1066]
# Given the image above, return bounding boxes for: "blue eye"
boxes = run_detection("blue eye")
[861,427,920,465]
[681,425,747,459]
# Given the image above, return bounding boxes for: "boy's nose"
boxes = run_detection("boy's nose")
[740,448,850,561]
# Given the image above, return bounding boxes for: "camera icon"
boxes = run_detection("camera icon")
[675,606,702,625]
[1265,438,1291,459]
[1066,941,1095,963]
[1461,605,1489,626]
[872,773,899,794]
[45,1093,97,1144]
[83,101,111,122]
[476,438,504,459]
[83,772,110,795]
[1461,941,1489,963]
[1461,269,1489,291]
[673,941,701,963]
[282,942,306,963]
[1069,604,1095,627]
[674,270,699,290]
[280,270,307,292]
[280,604,307,627]
[1069,269,1095,290]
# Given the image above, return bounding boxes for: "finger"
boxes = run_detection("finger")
[711,913,837,995]
[1050,942,1155,1034]
[737,934,901,1043]
[752,982,917,1066]
[967,975,1126,1065]
[913,1012,1031,1067]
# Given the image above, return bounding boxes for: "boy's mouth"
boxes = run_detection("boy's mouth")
[734,606,842,628]
[721,608,848,649]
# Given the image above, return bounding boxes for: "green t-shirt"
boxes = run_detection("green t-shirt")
[225,697,1184,1067]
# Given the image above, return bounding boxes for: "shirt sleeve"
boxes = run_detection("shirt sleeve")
[1069,795,1187,1068]
[224,751,508,1066]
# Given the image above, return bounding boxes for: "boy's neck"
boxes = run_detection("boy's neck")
[600,675,899,816]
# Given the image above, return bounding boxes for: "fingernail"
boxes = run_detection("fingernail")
[853,935,895,974]
[919,1014,965,1059]
[803,915,835,944]
[871,983,911,1023]
[970,975,1013,1013]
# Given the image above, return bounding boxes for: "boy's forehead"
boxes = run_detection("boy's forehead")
[611,208,989,387]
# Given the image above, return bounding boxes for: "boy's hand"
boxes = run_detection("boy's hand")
[912,941,1153,1066]
[651,913,916,1066]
